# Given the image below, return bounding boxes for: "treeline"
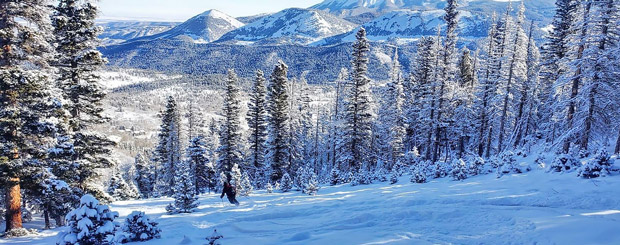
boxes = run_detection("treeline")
[132,0,620,204]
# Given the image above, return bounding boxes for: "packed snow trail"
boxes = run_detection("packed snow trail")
[3,170,620,244]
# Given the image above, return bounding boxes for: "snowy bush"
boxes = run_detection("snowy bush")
[352,169,372,186]
[433,162,450,178]
[578,150,613,179]
[117,211,161,243]
[57,194,119,245]
[304,173,320,195]
[497,151,532,178]
[466,156,485,176]
[280,172,293,192]
[390,170,399,184]
[549,154,580,173]
[329,168,341,185]
[410,163,427,184]
[266,182,273,193]
[450,159,468,181]
[206,229,223,245]
[375,167,388,182]
[238,172,253,196]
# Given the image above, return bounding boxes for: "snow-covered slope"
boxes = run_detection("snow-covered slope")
[125,9,244,44]
[218,8,357,45]
[322,9,488,44]
[5,167,620,244]
[98,21,178,46]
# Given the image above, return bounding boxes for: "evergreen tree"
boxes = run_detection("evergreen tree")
[340,27,374,173]
[0,0,62,233]
[52,0,115,194]
[476,13,500,158]
[153,96,182,196]
[247,70,268,183]
[134,153,155,198]
[266,61,292,182]
[118,211,161,243]
[107,171,139,201]
[58,194,119,245]
[166,161,199,214]
[378,49,406,170]
[217,70,244,180]
[186,136,211,194]
[280,172,293,192]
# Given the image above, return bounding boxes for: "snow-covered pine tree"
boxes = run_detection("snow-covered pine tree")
[266,61,292,182]
[576,0,619,151]
[329,168,341,185]
[57,194,119,245]
[107,171,140,201]
[340,27,374,173]
[330,68,349,172]
[35,171,80,229]
[476,13,500,158]
[134,153,155,198]
[186,136,211,194]
[450,159,468,181]
[118,211,161,243]
[280,172,293,192]
[578,149,613,178]
[304,172,320,195]
[166,161,199,214]
[206,229,224,245]
[239,171,253,196]
[431,0,459,162]
[153,96,182,196]
[538,0,578,144]
[247,70,269,186]
[217,70,244,181]
[0,0,63,233]
[451,47,476,159]
[377,49,406,170]
[496,2,528,152]
[52,0,115,195]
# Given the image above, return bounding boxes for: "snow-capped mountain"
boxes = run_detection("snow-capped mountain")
[98,21,178,46]
[125,9,244,44]
[321,8,489,44]
[217,8,357,45]
[313,0,556,25]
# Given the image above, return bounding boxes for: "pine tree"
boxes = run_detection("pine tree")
[153,96,182,196]
[107,171,139,201]
[266,61,292,182]
[186,136,211,194]
[134,153,155,198]
[431,0,459,162]
[247,70,268,180]
[341,27,374,173]
[58,194,119,245]
[280,172,293,192]
[0,0,62,233]
[118,211,161,242]
[52,0,115,194]
[476,13,499,158]
[217,70,244,180]
[378,49,406,170]
[166,161,199,214]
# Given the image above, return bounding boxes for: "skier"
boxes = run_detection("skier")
[220,181,240,206]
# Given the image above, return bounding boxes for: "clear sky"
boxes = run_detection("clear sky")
[98,0,325,22]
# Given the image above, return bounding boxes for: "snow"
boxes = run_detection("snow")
[4,169,620,244]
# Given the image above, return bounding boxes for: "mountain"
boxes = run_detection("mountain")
[237,13,270,24]
[98,21,178,46]
[312,0,556,25]
[217,8,357,45]
[125,9,244,44]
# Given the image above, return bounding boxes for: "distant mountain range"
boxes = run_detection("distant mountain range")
[99,0,557,81]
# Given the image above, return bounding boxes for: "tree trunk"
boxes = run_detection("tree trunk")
[5,177,22,232]
[44,208,51,229]
[615,128,620,154]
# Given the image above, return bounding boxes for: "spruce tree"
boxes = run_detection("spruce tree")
[247,70,268,182]
[153,96,182,196]
[134,153,155,198]
[166,161,199,214]
[340,27,374,173]
[378,49,406,170]
[266,61,292,182]
[0,0,62,233]
[217,70,244,180]
[53,0,114,194]
[187,136,211,194]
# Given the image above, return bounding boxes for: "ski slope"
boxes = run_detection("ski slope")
[3,170,620,244]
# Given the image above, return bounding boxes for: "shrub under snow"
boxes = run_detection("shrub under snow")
[57,194,119,245]
[450,158,468,181]
[549,154,581,173]
[578,150,613,179]
[117,211,161,243]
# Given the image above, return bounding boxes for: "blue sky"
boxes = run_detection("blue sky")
[98,0,324,21]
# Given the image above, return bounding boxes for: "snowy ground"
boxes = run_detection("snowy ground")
[3,170,620,244]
